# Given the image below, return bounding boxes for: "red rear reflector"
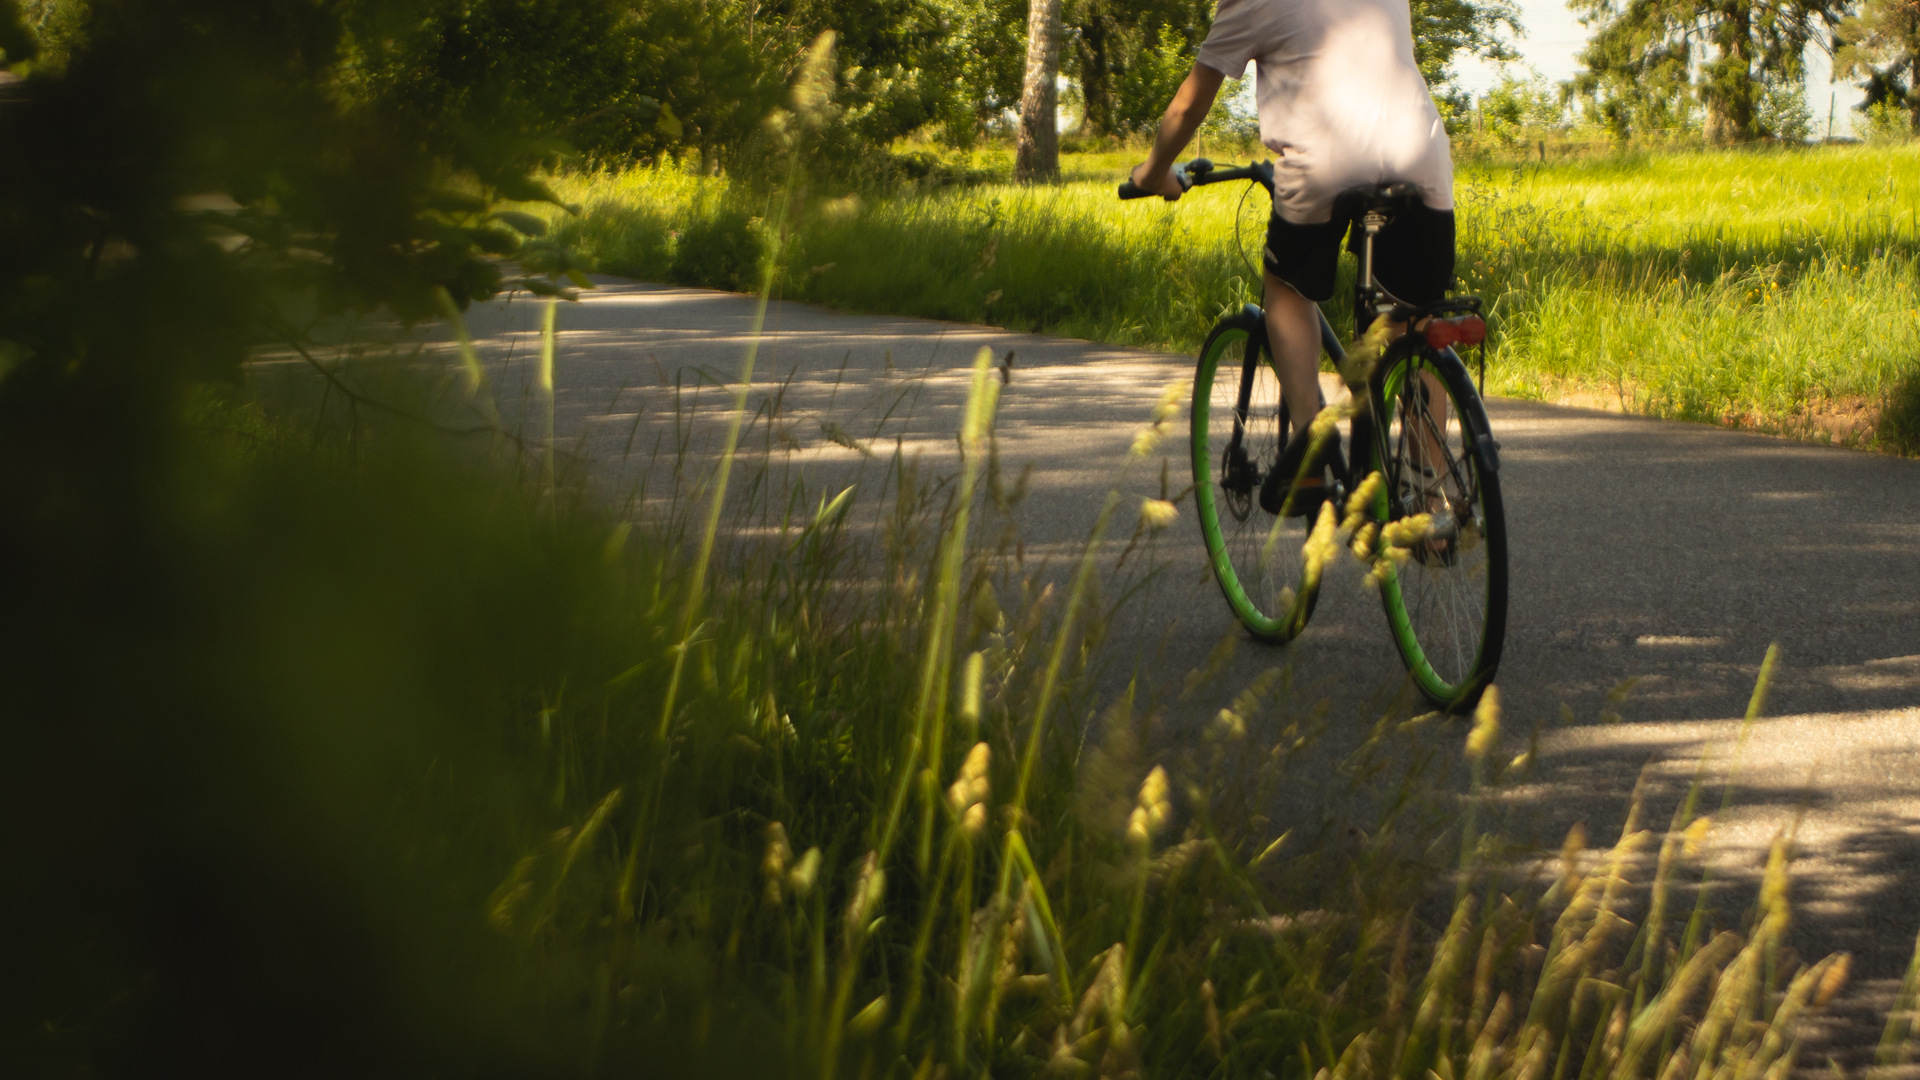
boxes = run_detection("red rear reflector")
[1425,315,1487,350]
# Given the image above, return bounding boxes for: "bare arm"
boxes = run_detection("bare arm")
[1130,64,1227,198]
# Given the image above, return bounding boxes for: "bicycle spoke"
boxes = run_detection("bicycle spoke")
[1376,350,1506,706]
[1193,321,1312,641]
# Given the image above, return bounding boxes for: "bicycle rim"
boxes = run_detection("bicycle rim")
[1191,319,1314,642]
[1373,350,1508,707]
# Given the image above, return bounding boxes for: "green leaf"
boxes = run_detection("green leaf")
[491,211,548,238]
[494,173,561,206]
[425,190,490,216]
[656,102,684,140]
[470,227,520,256]
[0,0,38,65]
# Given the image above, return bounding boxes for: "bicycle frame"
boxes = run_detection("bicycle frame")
[1129,158,1508,703]
[1224,306,1500,524]
[1132,158,1501,519]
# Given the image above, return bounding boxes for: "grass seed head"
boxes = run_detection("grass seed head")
[847,994,890,1037]
[1466,686,1502,761]
[1560,822,1587,896]
[1127,766,1172,848]
[1681,815,1713,859]
[960,651,985,732]
[1301,502,1342,595]
[1381,514,1434,548]
[762,822,793,905]
[1341,471,1383,533]
[963,802,988,837]
[791,31,838,128]
[1814,953,1851,1006]
[1139,497,1178,532]
[949,742,991,816]
[788,846,822,899]
[1152,382,1185,424]
[1363,558,1397,591]
[846,851,886,937]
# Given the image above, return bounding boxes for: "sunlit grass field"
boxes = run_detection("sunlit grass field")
[548,141,1920,452]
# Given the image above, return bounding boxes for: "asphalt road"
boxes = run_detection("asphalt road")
[442,278,1920,1066]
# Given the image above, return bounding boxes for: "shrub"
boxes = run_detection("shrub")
[1878,368,1920,453]
[669,207,763,291]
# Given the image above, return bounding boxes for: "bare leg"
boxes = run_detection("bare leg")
[1408,367,1450,479]
[1380,318,1455,553]
[1262,271,1324,432]
[1382,316,1450,476]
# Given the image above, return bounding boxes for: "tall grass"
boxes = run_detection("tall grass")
[236,344,1892,1077]
[329,337,1883,1077]
[327,290,1920,1078]
[546,142,1920,452]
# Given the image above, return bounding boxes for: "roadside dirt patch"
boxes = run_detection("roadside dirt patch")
[1530,378,1915,457]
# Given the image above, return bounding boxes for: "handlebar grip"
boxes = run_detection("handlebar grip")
[1117,167,1194,202]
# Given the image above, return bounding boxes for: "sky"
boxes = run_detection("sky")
[1447,0,1867,136]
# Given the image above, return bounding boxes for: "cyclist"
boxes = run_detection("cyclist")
[1129,0,1458,516]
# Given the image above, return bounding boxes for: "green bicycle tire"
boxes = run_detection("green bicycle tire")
[1369,347,1509,709]
[1190,313,1317,643]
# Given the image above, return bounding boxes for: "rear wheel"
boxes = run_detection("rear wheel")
[1191,314,1315,642]
[1371,347,1508,708]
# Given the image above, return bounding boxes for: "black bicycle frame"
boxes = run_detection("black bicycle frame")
[1195,159,1501,491]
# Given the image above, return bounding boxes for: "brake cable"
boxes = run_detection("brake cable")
[1235,180,1259,289]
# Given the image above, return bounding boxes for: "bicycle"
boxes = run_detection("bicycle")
[1120,159,1508,710]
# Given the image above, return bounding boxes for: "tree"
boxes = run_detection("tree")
[1016,0,1062,181]
[1063,0,1209,140]
[1572,0,1846,142]
[1411,0,1522,118]
[1477,73,1573,142]
[1836,0,1920,132]
[932,0,1029,144]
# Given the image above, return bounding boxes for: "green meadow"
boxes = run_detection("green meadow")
[549,141,1920,453]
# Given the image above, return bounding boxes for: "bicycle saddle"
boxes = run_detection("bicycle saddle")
[1337,182,1424,216]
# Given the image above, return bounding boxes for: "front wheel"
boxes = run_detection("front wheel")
[1369,347,1508,709]
[1191,313,1315,642]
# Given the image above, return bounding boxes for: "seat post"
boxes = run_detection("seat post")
[1359,209,1387,290]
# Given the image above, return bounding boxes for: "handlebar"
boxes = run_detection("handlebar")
[1117,158,1274,200]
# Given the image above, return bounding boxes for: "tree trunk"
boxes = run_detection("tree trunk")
[1015,0,1061,183]
[1703,2,1758,143]
[1075,12,1114,140]
[1910,55,1920,133]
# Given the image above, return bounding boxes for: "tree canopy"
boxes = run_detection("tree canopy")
[1836,0,1920,131]
[1571,0,1844,141]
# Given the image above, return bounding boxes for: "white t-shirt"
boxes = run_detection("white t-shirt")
[1196,0,1454,223]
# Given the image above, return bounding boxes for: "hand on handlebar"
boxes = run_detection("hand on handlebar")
[1129,162,1188,201]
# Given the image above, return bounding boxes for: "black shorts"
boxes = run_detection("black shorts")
[1263,200,1456,314]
